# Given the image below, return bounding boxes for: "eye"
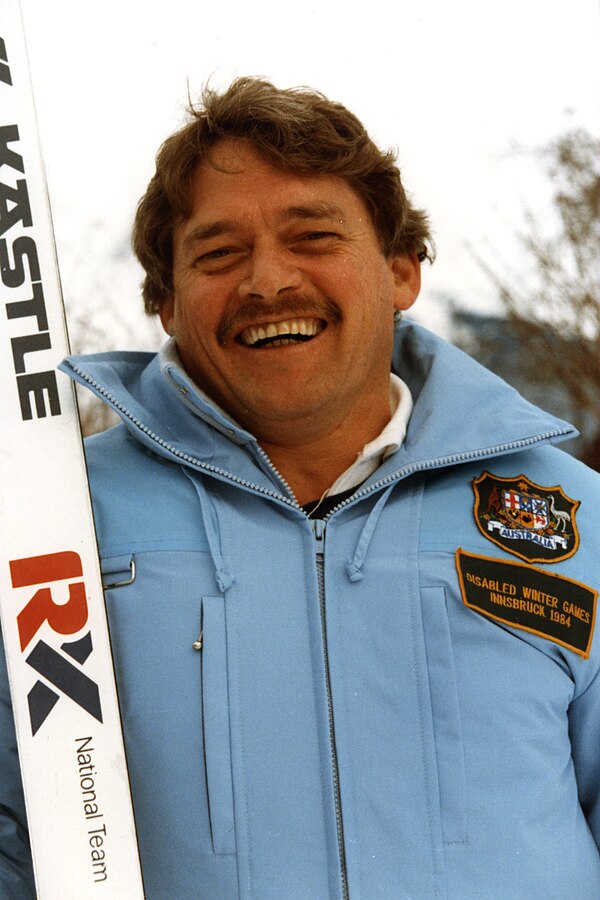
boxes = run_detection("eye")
[304,231,335,240]
[292,231,339,251]
[197,247,233,261]
[193,246,241,271]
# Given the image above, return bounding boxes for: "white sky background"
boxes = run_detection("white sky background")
[18,0,600,351]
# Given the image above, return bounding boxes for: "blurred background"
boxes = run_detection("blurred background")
[19,0,600,465]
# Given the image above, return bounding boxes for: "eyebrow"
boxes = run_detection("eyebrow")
[182,203,347,251]
[182,221,235,250]
[281,202,346,222]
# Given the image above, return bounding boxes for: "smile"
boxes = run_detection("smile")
[238,317,326,348]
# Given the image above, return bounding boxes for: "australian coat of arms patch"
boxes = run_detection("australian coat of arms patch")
[473,472,580,563]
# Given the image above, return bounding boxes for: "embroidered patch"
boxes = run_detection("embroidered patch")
[473,471,580,563]
[456,549,597,658]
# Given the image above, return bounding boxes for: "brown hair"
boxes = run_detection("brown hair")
[133,77,434,315]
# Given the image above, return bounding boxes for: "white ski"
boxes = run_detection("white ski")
[0,3,145,897]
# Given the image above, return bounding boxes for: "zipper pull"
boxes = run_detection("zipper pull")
[312,518,326,559]
[192,630,203,652]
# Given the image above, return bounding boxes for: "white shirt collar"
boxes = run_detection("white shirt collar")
[324,373,412,496]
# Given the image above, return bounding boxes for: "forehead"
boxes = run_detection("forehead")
[185,139,371,224]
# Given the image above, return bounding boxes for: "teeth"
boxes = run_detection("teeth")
[240,318,322,346]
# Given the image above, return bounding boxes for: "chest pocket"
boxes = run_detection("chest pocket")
[420,586,468,845]
[99,551,237,858]
[201,594,236,855]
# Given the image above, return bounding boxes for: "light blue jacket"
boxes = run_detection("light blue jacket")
[2,321,600,899]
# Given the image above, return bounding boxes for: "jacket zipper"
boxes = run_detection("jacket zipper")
[313,519,350,900]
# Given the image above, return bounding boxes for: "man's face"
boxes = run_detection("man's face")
[160,140,420,443]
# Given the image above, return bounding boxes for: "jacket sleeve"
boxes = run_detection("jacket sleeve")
[0,633,36,899]
[569,662,600,851]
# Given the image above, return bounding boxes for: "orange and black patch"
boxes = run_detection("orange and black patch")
[456,549,597,658]
[473,472,580,563]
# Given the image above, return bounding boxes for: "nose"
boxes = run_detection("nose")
[238,244,303,301]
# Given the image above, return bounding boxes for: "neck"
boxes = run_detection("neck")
[258,404,392,506]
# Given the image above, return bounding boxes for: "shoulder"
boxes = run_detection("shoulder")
[526,444,600,522]
[84,423,158,477]
[83,425,202,556]
[478,442,600,499]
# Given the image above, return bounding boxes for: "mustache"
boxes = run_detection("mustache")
[217,295,342,344]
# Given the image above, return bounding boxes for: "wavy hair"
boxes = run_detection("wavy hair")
[133,77,434,314]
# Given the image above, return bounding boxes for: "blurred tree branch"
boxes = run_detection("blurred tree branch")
[464,127,600,469]
[60,223,164,436]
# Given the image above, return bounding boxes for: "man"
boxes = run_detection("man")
[2,77,600,898]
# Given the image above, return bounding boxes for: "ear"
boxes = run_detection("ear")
[390,254,421,313]
[158,297,176,336]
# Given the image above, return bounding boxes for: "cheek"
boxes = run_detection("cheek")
[174,294,211,337]
[344,254,394,298]
[174,280,235,337]
[352,273,396,323]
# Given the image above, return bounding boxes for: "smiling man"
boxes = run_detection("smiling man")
[2,78,600,899]
[160,138,420,503]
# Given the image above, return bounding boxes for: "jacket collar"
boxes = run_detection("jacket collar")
[60,321,576,498]
[388,322,575,475]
